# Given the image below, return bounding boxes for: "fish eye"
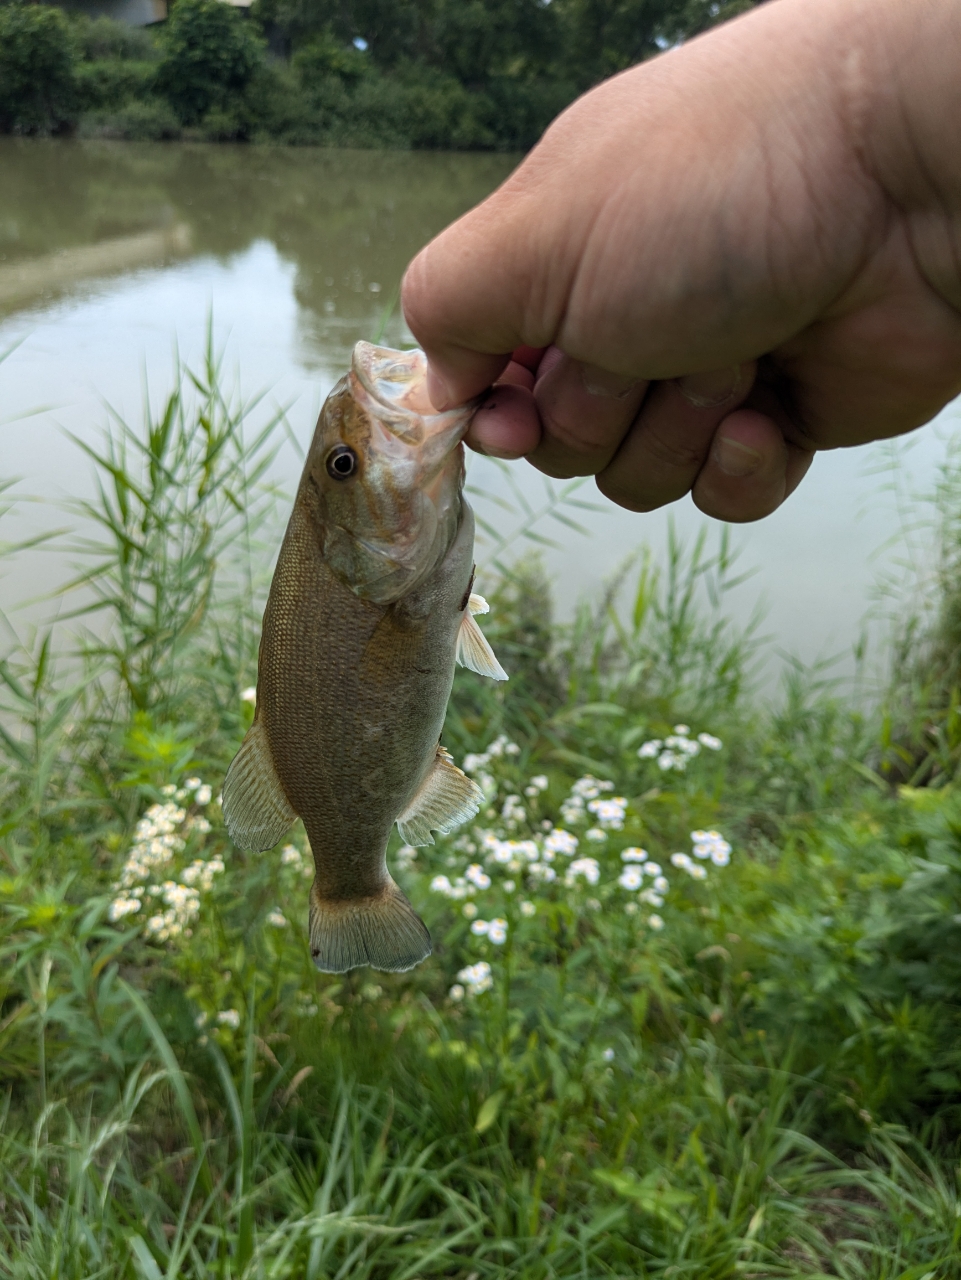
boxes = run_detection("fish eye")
[325,445,358,480]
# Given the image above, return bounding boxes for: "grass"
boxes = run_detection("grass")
[2,345,961,1277]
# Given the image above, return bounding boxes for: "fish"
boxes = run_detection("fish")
[221,341,507,975]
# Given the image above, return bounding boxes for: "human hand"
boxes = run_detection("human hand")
[402,0,961,522]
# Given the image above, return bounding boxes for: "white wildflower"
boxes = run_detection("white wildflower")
[637,739,662,759]
[503,879,516,893]
[524,774,549,798]
[618,866,644,890]
[587,796,628,829]
[647,914,665,930]
[520,900,536,917]
[585,827,608,843]
[281,844,303,867]
[624,901,639,915]
[430,875,453,895]
[449,983,465,1001]
[161,784,177,796]
[241,687,257,704]
[566,857,600,886]
[195,784,213,806]
[544,828,578,857]
[463,902,478,919]
[217,1009,241,1029]
[266,910,287,927]
[470,919,490,936]
[673,724,690,736]
[653,876,669,893]
[184,777,202,791]
[457,961,493,994]
[528,862,556,882]
[602,1047,615,1062]
[698,732,723,750]
[502,794,526,826]
[108,894,142,922]
[643,861,662,877]
[586,897,601,911]
[671,852,693,870]
[689,864,707,880]
[639,888,664,907]
[487,918,508,944]
[465,864,491,890]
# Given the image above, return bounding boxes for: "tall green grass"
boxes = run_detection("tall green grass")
[2,351,961,1277]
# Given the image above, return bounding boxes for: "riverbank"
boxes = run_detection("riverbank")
[2,348,961,1274]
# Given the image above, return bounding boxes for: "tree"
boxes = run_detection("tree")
[156,0,266,126]
[0,2,79,134]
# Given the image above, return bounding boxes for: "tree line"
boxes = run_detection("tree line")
[0,0,757,147]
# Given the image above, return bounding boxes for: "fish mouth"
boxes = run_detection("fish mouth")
[350,341,477,444]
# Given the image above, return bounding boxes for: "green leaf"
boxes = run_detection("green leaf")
[474,1090,504,1134]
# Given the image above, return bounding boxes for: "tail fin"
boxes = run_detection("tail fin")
[309,877,431,974]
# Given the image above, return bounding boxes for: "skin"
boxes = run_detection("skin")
[401,0,961,524]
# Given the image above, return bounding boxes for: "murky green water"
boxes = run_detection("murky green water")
[0,138,953,678]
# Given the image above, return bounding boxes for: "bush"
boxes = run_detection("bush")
[95,96,183,140]
[74,13,156,62]
[155,0,265,126]
[75,58,156,111]
[0,2,79,134]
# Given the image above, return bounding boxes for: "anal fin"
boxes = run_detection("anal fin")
[309,876,431,973]
[222,718,296,851]
[456,600,508,681]
[396,745,483,846]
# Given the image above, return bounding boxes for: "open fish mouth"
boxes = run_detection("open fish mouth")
[350,341,478,446]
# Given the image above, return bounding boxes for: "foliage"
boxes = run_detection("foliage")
[4,351,961,1272]
[154,0,266,127]
[0,2,79,135]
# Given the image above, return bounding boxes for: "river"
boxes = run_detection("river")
[0,137,955,690]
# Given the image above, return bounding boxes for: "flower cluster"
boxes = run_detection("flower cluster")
[108,779,224,941]
[637,725,723,772]
[451,961,493,999]
[425,737,734,1002]
[560,775,613,825]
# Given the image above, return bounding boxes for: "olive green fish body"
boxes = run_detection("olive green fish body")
[258,491,475,897]
[222,342,507,974]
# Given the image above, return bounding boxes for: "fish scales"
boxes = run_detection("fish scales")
[222,342,508,974]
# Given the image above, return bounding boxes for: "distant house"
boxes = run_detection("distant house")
[62,0,252,27]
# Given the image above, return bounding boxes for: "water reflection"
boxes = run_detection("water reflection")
[0,138,953,683]
[0,139,516,370]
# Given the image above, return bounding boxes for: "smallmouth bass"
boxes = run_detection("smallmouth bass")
[222,342,507,974]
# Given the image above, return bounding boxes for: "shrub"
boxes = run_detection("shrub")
[75,13,156,62]
[98,96,183,141]
[0,2,79,134]
[155,0,265,126]
[75,58,156,111]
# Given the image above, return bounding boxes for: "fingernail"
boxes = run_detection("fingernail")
[427,366,454,412]
[677,366,743,408]
[579,362,641,400]
[713,435,761,478]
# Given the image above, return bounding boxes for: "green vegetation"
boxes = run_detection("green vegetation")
[0,0,758,147]
[3,341,961,1275]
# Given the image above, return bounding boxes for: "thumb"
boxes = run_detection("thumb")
[401,197,552,409]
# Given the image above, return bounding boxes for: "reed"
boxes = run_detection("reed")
[1,349,961,1277]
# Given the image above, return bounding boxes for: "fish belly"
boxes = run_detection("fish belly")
[263,498,472,871]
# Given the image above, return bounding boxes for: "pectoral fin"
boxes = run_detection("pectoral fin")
[456,598,508,681]
[396,745,484,846]
[222,718,297,851]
